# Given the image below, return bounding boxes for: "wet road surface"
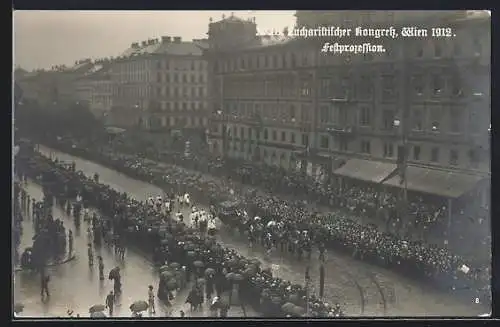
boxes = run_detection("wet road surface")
[13,181,256,318]
[30,145,489,317]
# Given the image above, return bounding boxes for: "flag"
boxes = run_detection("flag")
[397,144,407,184]
[458,264,470,274]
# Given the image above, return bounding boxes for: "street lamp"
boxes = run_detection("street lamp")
[305,265,311,317]
[394,117,409,234]
[215,109,229,158]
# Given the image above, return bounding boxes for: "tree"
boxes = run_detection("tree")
[14,100,105,141]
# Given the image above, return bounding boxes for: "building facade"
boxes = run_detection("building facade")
[74,64,114,120]
[109,36,209,132]
[15,59,104,107]
[206,11,490,182]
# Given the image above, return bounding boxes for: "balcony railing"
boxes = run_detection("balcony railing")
[325,126,356,134]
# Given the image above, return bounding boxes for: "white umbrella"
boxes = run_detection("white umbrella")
[254,216,261,221]
[267,221,276,227]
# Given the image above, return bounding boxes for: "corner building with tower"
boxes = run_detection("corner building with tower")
[204,11,490,226]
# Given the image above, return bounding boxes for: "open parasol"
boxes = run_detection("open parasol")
[267,220,277,227]
[90,311,107,318]
[287,294,300,305]
[232,273,244,282]
[159,265,170,273]
[249,258,261,266]
[108,267,120,280]
[184,243,196,251]
[281,302,296,314]
[291,305,306,316]
[14,303,24,314]
[271,296,282,305]
[160,271,175,280]
[89,304,106,313]
[227,258,239,267]
[129,300,148,313]
[204,268,215,277]
[243,267,256,277]
[193,260,204,268]
[169,262,180,269]
[166,279,178,290]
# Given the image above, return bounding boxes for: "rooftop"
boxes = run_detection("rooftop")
[120,41,204,58]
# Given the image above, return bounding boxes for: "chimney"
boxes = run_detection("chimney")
[173,36,181,43]
[141,41,147,47]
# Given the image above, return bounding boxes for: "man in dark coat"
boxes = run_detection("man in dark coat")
[205,274,215,301]
[105,290,115,316]
[40,272,50,298]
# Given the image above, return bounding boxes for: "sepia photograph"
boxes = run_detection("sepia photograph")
[13,10,491,319]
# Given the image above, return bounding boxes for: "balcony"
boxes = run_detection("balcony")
[325,125,356,135]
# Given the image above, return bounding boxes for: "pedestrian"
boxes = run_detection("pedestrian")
[209,296,220,317]
[87,226,93,242]
[98,256,104,280]
[40,272,50,298]
[88,243,93,266]
[68,230,73,256]
[219,303,229,317]
[148,285,156,314]
[105,290,114,316]
[113,269,122,295]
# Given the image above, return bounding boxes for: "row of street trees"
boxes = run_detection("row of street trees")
[14,99,105,142]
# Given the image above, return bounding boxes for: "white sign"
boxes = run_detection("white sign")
[271,264,280,277]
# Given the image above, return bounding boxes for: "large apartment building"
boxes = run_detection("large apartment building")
[74,59,114,119]
[205,11,490,202]
[15,61,94,107]
[108,36,209,133]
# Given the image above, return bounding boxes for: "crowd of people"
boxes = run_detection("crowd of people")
[35,137,492,308]
[103,134,489,244]
[16,150,344,317]
[16,186,70,271]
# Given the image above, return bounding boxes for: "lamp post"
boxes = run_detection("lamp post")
[329,90,353,195]
[215,109,228,158]
[393,118,409,234]
[305,265,311,317]
[253,112,263,163]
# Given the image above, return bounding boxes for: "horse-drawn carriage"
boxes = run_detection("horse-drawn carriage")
[215,200,247,228]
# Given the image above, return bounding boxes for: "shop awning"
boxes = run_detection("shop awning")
[383,166,486,198]
[333,159,397,183]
